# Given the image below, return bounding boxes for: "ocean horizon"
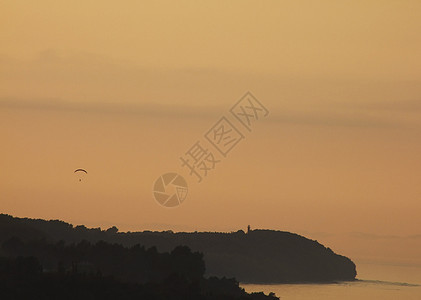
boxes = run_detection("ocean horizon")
[242,261,421,299]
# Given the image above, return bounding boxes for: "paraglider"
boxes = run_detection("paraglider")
[74,169,87,182]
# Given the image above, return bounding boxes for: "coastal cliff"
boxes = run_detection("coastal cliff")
[0,214,356,283]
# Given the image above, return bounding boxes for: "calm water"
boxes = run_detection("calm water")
[241,262,421,299]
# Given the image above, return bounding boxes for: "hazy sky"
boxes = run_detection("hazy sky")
[1,1,421,264]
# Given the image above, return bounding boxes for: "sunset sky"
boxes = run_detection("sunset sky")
[1,1,420,265]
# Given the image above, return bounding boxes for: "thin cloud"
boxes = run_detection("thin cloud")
[341,99,421,113]
[0,97,222,120]
[1,50,420,130]
[1,97,417,130]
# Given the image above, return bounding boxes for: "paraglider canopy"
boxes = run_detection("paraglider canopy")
[74,169,88,181]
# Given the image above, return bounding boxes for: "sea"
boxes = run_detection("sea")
[241,261,421,299]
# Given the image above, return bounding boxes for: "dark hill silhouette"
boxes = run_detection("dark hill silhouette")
[0,214,356,283]
[1,238,205,284]
[0,254,277,300]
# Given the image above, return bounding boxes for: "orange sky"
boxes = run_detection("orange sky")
[1,1,421,264]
